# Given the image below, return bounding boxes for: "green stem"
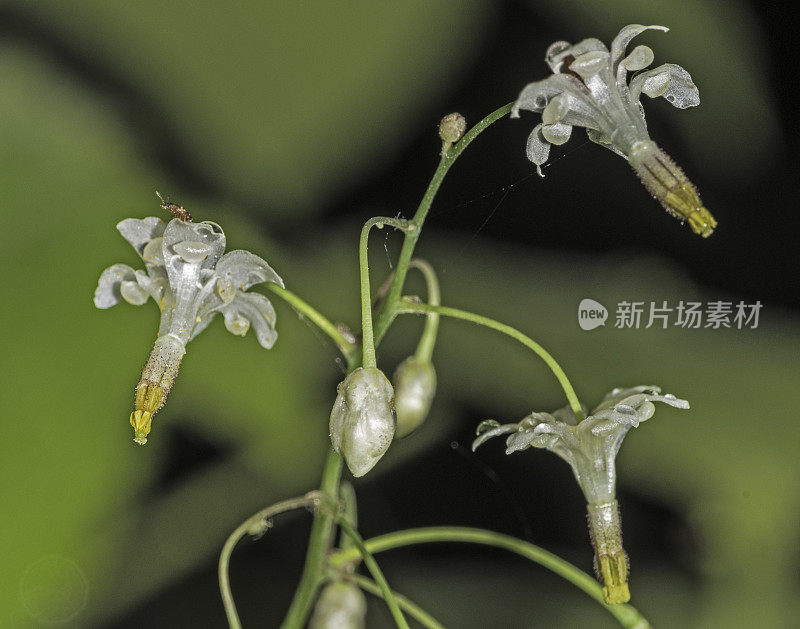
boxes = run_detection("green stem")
[328,527,651,629]
[372,102,514,348]
[219,494,321,629]
[280,449,344,629]
[359,217,415,368]
[346,574,445,629]
[398,300,584,420]
[408,259,440,362]
[335,517,410,629]
[265,283,356,363]
[337,482,358,554]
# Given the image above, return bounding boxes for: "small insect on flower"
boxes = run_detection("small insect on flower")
[94,202,284,445]
[513,24,717,237]
[156,190,192,222]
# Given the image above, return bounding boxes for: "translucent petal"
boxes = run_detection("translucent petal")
[525,124,551,167]
[545,41,571,71]
[658,393,690,409]
[530,433,560,449]
[173,240,214,263]
[224,312,250,336]
[541,122,572,146]
[513,74,602,129]
[162,219,226,271]
[471,423,518,451]
[588,419,620,436]
[120,280,149,305]
[546,37,607,73]
[610,24,668,68]
[623,45,654,71]
[94,263,136,308]
[216,276,236,303]
[629,64,699,108]
[141,236,165,266]
[569,50,609,79]
[506,429,536,453]
[641,71,671,98]
[215,249,284,292]
[541,93,569,124]
[134,269,167,304]
[219,292,278,348]
[586,128,627,159]
[116,217,166,256]
[476,419,501,434]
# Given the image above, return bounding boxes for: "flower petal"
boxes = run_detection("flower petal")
[218,292,278,348]
[569,50,609,80]
[512,74,602,129]
[541,93,569,124]
[471,423,518,451]
[163,219,226,272]
[120,280,149,305]
[610,24,668,69]
[541,122,572,146]
[134,269,167,304]
[629,64,699,108]
[505,428,537,453]
[141,236,165,266]
[546,37,608,73]
[623,45,654,72]
[94,263,136,308]
[117,217,166,256]
[215,249,285,293]
[586,129,627,159]
[525,124,551,168]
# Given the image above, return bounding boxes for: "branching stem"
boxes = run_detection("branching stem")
[398,299,584,420]
[219,493,321,629]
[328,527,651,629]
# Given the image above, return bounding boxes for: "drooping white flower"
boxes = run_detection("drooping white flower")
[473,385,689,603]
[94,216,283,444]
[513,24,717,237]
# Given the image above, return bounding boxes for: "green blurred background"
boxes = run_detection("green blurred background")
[1,1,798,627]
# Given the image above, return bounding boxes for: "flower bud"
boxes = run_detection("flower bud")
[438,112,466,154]
[329,367,396,477]
[392,357,436,438]
[309,582,367,629]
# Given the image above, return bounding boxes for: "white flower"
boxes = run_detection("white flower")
[512,24,717,237]
[94,216,283,444]
[473,385,689,604]
[473,385,688,503]
[330,367,396,477]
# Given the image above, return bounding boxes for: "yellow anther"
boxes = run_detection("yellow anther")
[130,410,152,445]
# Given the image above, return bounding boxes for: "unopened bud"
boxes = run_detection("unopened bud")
[329,367,396,477]
[438,112,466,154]
[393,357,437,438]
[309,582,367,629]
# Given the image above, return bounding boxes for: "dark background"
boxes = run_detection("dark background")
[2,1,798,627]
